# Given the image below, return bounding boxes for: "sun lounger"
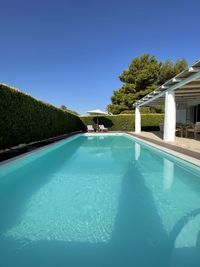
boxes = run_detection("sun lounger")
[99,125,108,132]
[87,125,95,132]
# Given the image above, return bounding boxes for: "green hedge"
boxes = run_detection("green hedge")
[0,83,84,149]
[80,114,164,131]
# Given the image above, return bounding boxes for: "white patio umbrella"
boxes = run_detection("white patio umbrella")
[87,109,108,131]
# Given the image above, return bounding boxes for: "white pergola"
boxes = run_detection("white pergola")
[133,60,200,141]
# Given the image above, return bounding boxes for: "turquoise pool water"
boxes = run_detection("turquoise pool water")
[0,133,200,267]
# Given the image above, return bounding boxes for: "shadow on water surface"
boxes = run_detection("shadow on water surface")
[109,163,170,267]
[0,137,200,267]
[1,163,167,267]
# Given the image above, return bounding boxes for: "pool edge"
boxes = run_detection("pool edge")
[125,132,200,168]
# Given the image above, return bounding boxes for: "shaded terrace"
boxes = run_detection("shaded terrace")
[133,60,200,142]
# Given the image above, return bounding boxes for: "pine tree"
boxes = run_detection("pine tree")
[107,54,188,114]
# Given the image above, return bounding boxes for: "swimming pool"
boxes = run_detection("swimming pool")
[0,133,200,267]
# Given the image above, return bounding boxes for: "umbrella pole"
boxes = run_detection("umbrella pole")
[97,117,98,132]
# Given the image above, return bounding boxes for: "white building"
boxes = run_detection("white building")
[133,60,200,141]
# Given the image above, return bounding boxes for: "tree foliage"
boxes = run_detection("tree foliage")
[158,59,188,85]
[107,54,188,114]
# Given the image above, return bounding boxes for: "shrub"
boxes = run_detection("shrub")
[140,107,151,114]
[120,110,134,114]
[80,114,164,131]
[120,106,164,114]
[0,83,84,149]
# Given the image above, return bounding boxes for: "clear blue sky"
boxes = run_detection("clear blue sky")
[1,0,199,114]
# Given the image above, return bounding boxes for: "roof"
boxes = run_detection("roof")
[133,60,200,107]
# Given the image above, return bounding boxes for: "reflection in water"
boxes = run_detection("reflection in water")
[0,134,200,267]
[87,136,94,140]
[135,142,141,161]
[163,158,174,191]
[134,144,200,239]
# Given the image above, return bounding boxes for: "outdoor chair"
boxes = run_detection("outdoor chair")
[99,124,108,132]
[87,125,95,132]
[160,123,184,137]
[185,122,200,139]
[176,123,184,137]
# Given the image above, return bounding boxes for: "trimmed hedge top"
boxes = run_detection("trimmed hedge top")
[0,83,83,149]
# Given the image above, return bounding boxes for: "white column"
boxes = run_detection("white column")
[163,91,176,142]
[135,105,141,134]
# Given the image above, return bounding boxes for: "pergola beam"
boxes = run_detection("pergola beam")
[189,67,200,73]
[133,60,200,141]
[133,60,200,108]
[172,77,183,83]
[137,70,200,107]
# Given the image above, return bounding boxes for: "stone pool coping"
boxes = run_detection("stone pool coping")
[126,132,200,167]
[1,131,200,168]
[0,131,82,162]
